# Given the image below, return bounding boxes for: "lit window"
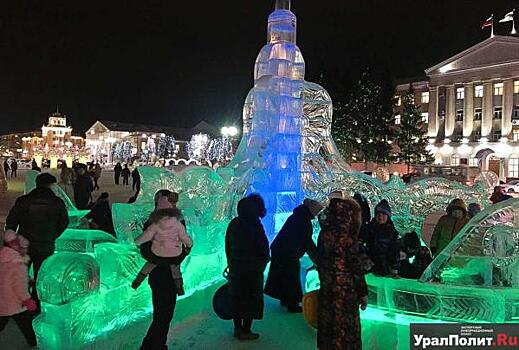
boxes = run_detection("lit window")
[456,87,465,100]
[395,114,401,125]
[394,96,401,106]
[469,157,479,167]
[494,107,503,119]
[474,108,482,120]
[475,85,484,98]
[494,82,504,96]
[513,130,519,141]
[509,157,519,178]
[421,112,429,123]
[451,154,460,166]
[421,92,430,104]
[456,110,463,121]
[515,81,519,94]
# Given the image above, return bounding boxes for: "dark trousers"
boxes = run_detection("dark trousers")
[0,311,37,346]
[132,179,140,191]
[115,174,120,185]
[123,176,129,185]
[11,169,16,178]
[29,253,51,304]
[94,178,100,190]
[140,266,178,350]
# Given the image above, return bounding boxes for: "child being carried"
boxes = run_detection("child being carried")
[132,208,193,295]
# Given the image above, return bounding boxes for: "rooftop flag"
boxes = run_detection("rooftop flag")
[499,10,514,23]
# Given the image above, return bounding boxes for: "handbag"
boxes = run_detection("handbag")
[212,267,232,320]
[302,290,319,329]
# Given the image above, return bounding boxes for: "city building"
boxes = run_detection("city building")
[22,111,85,161]
[394,35,519,181]
[0,111,86,167]
[85,120,220,163]
[0,131,40,158]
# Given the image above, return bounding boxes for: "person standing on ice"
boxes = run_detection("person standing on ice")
[113,162,122,185]
[317,196,368,350]
[264,198,323,313]
[430,198,469,257]
[225,194,269,341]
[3,159,9,178]
[10,159,17,178]
[132,167,141,192]
[0,231,38,347]
[364,199,400,276]
[139,190,188,350]
[5,173,69,306]
[122,164,131,185]
[73,164,94,210]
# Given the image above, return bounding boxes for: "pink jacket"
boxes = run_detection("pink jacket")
[135,217,192,257]
[0,247,31,316]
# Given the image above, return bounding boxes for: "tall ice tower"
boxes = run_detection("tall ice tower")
[232,0,306,239]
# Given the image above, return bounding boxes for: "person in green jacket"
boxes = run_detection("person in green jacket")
[430,198,469,256]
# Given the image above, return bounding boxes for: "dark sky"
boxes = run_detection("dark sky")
[0,0,515,135]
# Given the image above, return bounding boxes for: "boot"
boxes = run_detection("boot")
[238,331,260,341]
[174,278,185,296]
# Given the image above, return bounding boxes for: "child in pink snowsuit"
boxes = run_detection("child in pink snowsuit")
[0,231,38,347]
[132,208,193,294]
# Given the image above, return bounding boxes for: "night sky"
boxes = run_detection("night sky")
[0,0,515,135]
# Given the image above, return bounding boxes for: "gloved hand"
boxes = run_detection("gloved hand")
[22,298,38,312]
[360,296,368,311]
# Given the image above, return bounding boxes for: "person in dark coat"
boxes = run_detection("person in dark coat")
[114,163,122,185]
[353,193,371,243]
[31,159,38,171]
[10,159,17,178]
[3,159,9,177]
[83,192,115,235]
[4,173,69,304]
[317,197,368,350]
[490,186,512,204]
[73,165,94,210]
[132,168,141,192]
[365,199,400,276]
[122,164,131,185]
[264,198,323,312]
[225,194,269,341]
[140,265,178,350]
[397,231,433,279]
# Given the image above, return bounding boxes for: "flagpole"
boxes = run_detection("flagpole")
[513,10,517,35]
[491,14,494,37]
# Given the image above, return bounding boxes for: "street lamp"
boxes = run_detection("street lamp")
[221,126,239,137]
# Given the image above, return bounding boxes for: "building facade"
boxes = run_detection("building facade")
[85,120,220,164]
[0,131,41,158]
[394,35,519,181]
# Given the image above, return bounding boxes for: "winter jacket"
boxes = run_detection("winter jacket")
[73,174,93,210]
[365,219,400,275]
[0,247,31,316]
[122,168,131,178]
[269,205,317,262]
[264,205,317,303]
[135,217,192,258]
[5,187,69,256]
[225,197,270,319]
[85,199,115,235]
[430,198,469,255]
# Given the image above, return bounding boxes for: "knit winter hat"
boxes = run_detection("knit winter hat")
[375,199,392,217]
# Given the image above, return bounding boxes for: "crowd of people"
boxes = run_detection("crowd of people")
[3,158,18,178]
[0,168,514,349]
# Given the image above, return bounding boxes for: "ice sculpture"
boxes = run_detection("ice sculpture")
[32,1,519,348]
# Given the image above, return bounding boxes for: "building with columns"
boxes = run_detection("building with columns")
[395,35,519,181]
